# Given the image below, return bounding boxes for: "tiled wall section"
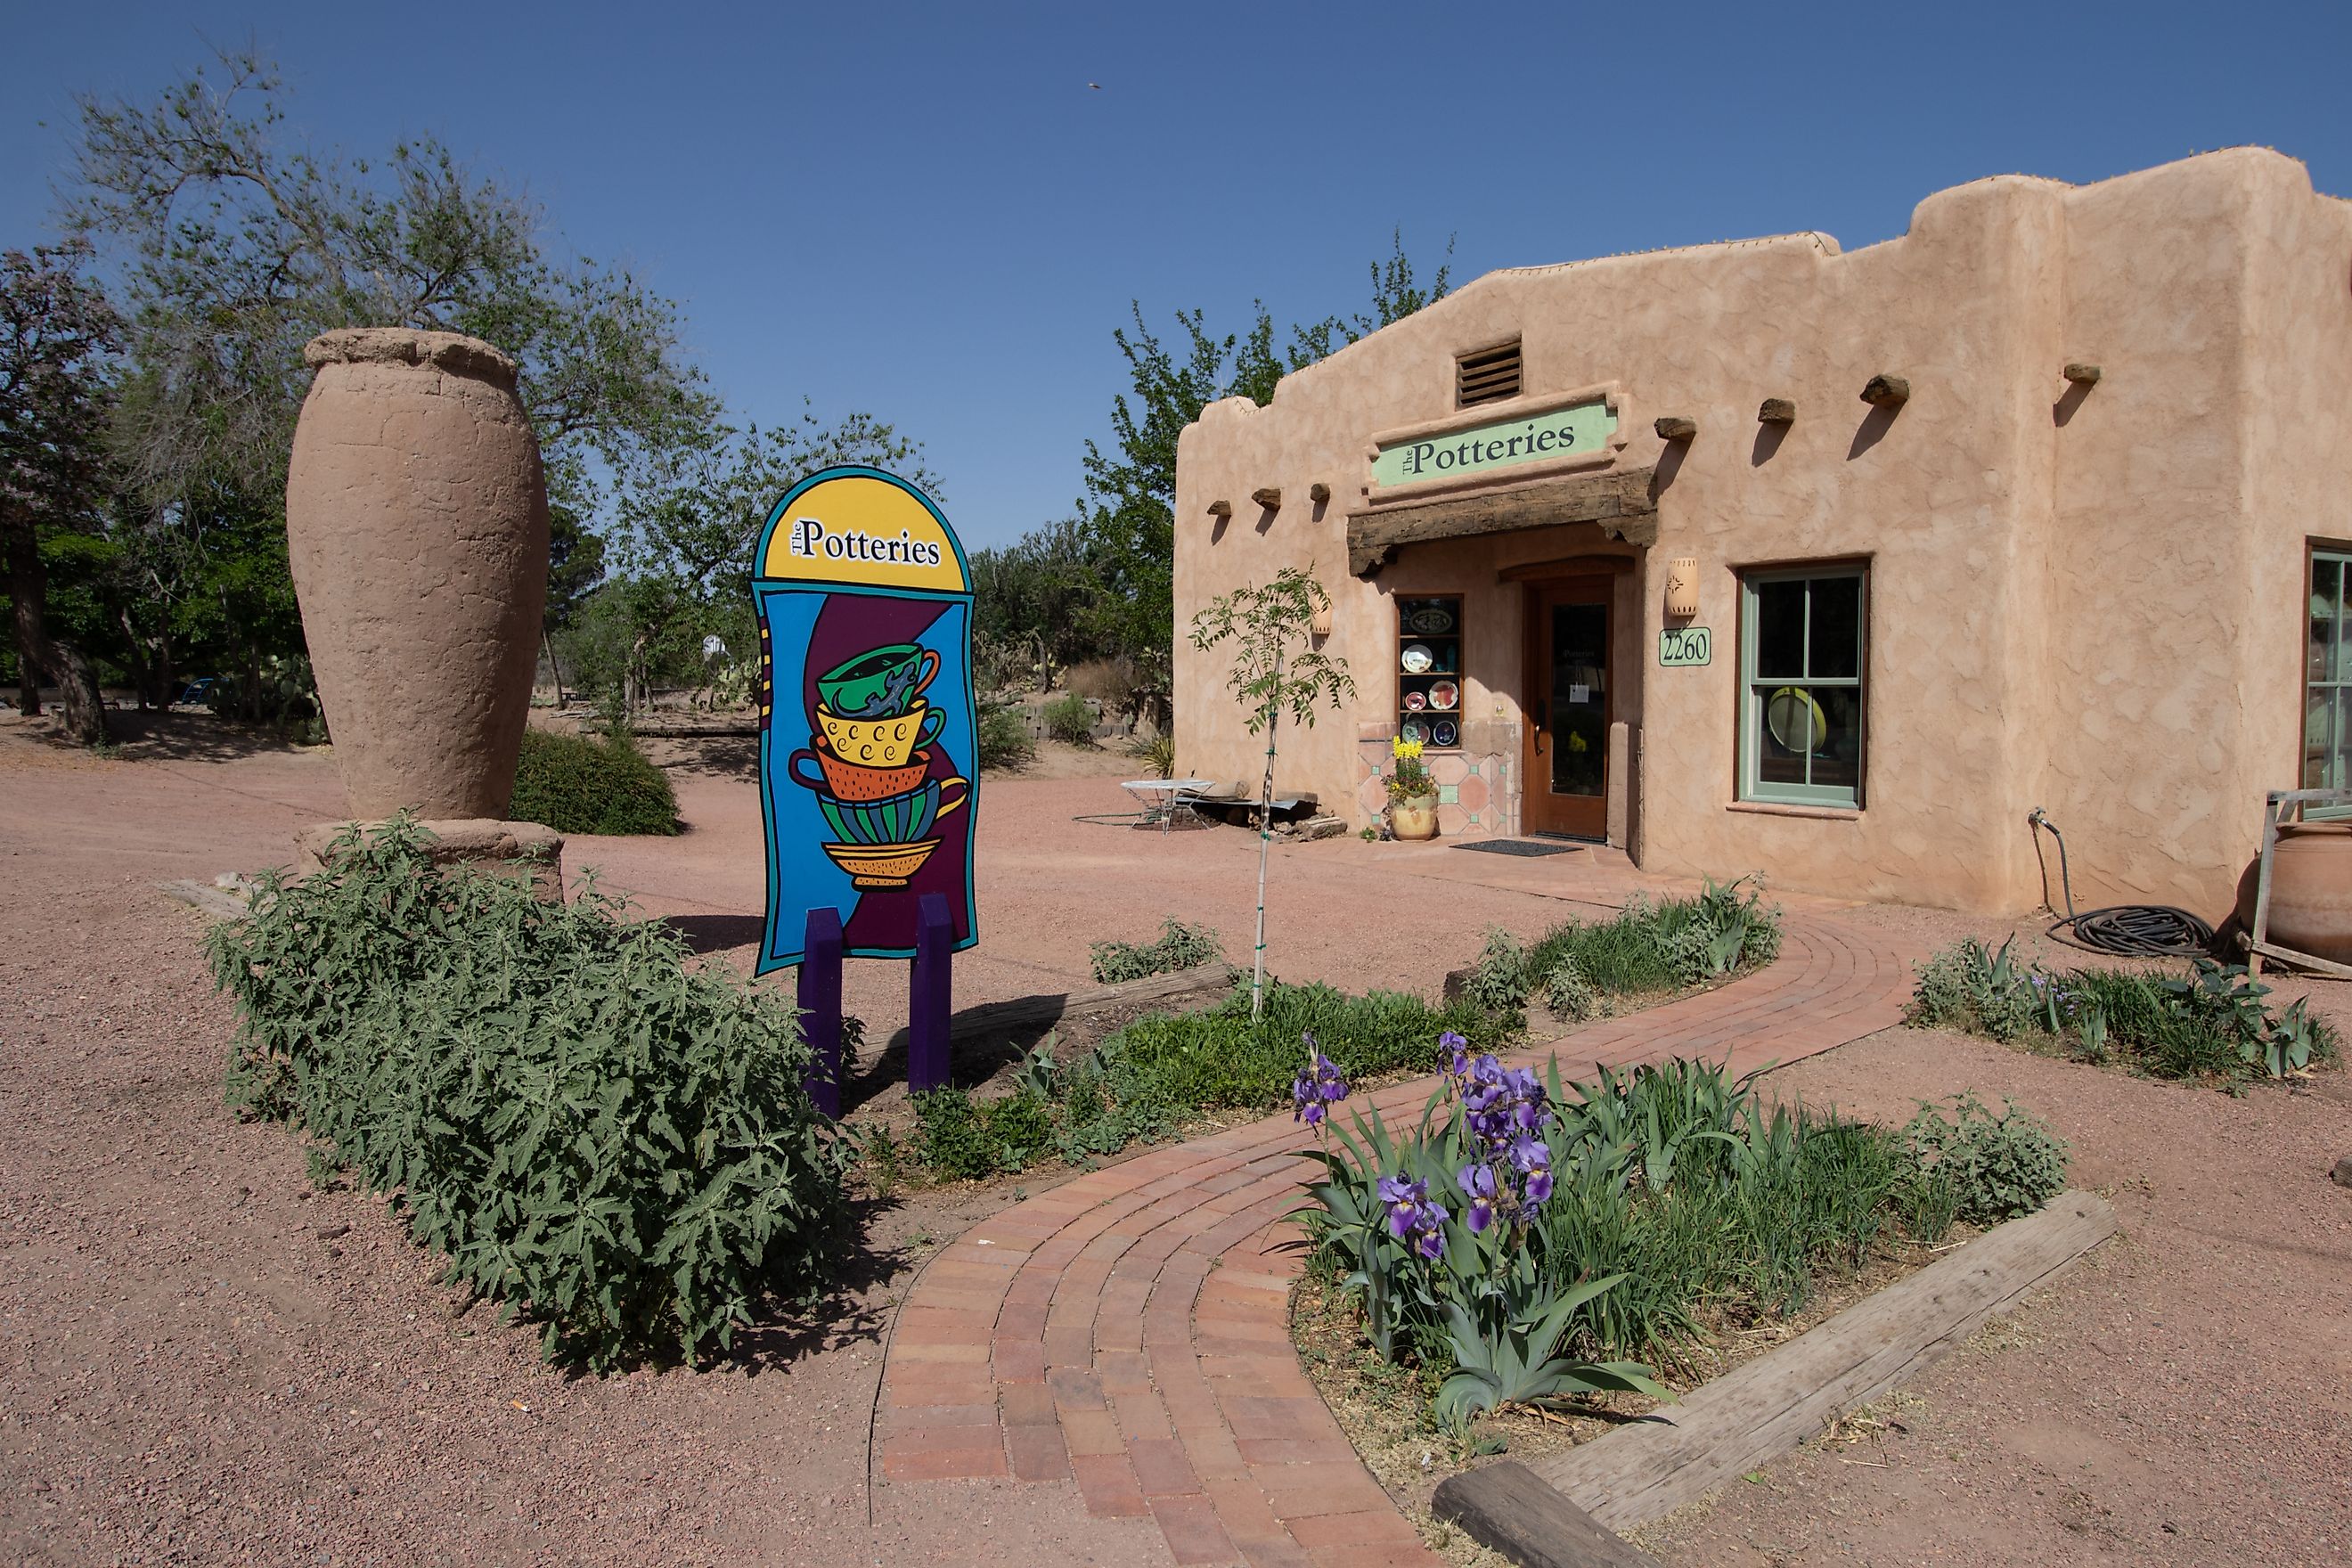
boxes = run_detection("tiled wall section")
[1356,721,1519,838]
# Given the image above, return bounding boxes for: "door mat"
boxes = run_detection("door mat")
[1453,838,1586,858]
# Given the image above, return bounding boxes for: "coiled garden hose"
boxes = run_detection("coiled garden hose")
[2026,807,2217,958]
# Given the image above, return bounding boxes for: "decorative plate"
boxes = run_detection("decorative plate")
[1431,720,1458,748]
[1402,690,1427,712]
[1406,606,1456,635]
[1428,680,1459,712]
[1401,643,1434,674]
[1401,718,1429,744]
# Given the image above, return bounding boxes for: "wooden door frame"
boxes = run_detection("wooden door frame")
[1520,574,1617,839]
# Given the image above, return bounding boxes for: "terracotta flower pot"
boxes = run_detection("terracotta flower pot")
[285,329,550,820]
[1389,791,1440,842]
[2236,821,2352,965]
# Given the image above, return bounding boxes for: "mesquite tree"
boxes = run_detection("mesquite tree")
[1188,568,1354,1018]
[1,242,120,743]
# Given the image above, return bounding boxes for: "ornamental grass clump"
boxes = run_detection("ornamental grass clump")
[1466,877,1784,1018]
[208,817,847,1370]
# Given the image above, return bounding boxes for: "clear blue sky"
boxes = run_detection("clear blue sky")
[5,2,2348,549]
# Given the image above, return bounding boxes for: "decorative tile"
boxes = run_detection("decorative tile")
[1438,784,1458,804]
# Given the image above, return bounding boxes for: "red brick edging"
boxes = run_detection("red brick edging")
[872,911,1924,1566]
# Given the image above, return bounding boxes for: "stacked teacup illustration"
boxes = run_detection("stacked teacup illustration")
[790,641,968,888]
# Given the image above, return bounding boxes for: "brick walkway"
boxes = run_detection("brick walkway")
[871,908,1929,1567]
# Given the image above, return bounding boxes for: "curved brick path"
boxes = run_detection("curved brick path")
[872,909,1928,1566]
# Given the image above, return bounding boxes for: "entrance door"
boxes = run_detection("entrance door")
[1523,578,1612,839]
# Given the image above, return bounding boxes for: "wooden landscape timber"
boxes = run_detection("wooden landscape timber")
[1435,1192,2117,1564]
[938,960,1234,1044]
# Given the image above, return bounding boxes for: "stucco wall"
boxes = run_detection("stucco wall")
[1172,149,2347,918]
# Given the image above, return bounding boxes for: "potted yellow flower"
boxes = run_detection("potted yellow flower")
[1385,735,1439,840]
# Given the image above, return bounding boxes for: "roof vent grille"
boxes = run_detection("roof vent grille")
[1456,339,1522,407]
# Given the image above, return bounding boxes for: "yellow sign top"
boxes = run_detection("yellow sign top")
[755,472,969,592]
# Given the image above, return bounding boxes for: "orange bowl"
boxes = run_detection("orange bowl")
[820,837,941,888]
[790,739,933,802]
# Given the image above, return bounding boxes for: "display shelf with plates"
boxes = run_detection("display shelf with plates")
[1396,593,1464,749]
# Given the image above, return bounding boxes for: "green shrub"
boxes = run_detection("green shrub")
[1907,940,2340,1085]
[1100,978,1510,1124]
[207,817,845,1370]
[1090,917,1226,984]
[1899,1092,2068,1224]
[509,728,682,836]
[912,1088,1055,1180]
[1466,878,1783,1015]
[1043,691,1097,745]
[976,699,1036,772]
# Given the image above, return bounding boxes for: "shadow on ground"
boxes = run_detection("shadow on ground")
[23,710,316,764]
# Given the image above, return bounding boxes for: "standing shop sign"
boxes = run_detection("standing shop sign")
[751,466,980,1107]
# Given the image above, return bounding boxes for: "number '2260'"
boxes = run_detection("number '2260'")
[1658,626,1712,666]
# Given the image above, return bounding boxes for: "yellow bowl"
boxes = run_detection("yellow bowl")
[820,837,941,888]
[816,702,944,769]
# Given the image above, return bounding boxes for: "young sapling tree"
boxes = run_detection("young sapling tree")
[1188,566,1353,1018]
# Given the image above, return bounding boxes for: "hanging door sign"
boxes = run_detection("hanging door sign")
[752,467,979,974]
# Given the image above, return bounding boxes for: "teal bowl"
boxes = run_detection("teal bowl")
[817,774,968,845]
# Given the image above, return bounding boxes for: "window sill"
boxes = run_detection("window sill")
[1727,799,1862,821]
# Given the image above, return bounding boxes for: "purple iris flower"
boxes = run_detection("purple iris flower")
[1378,1174,1429,1237]
[1440,1030,1471,1076]
[1458,1163,1499,1233]
[1510,1135,1555,1205]
[1415,1226,1446,1261]
[1292,1043,1349,1125]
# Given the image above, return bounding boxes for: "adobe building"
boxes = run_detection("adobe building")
[1172,148,2352,918]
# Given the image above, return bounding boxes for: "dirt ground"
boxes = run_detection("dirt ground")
[4,711,2348,1566]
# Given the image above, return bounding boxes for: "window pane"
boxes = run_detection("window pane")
[1810,687,1865,793]
[1550,603,1607,797]
[2334,690,2351,792]
[2312,558,2340,684]
[1754,686,1808,787]
[2307,687,2335,789]
[1809,576,1861,680]
[1753,579,1805,678]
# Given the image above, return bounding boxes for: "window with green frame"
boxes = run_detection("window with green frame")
[2307,547,2350,811]
[1739,565,1867,807]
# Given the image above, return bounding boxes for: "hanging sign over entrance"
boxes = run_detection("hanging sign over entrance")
[752,468,979,974]
[1370,396,1618,488]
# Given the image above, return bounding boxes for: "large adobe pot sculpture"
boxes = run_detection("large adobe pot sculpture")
[285,328,550,821]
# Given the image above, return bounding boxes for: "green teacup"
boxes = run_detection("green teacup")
[817,644,939,720]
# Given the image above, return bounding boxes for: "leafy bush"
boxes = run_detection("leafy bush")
[976,699,1036,772]
[1467,878,1784,1015]
[1899,1093,2068,1224]
[1043,691,1097,746]
[912,1088,1055,1180]
[509,728,682,836]
[208,818,845,1369]
[1906,939,2340,1085]
[1300,1046,1946,1424]
[1090,917,1226,984]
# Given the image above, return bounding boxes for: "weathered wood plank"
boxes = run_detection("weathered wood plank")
[946,962,1233,1043]
[1530,1192,2116,1532]
[1433,1461,1659,1567]
[1347,467,1657,576]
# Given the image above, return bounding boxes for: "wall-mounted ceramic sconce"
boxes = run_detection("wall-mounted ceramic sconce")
[1664,557,1700,620]
[1759,398,1796,425]
[2063,363,2102,386]
[1310,601,1334,639]
[1654,416,1697,443]
[1251,486,1282,510]
[1860,374,1910,408]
